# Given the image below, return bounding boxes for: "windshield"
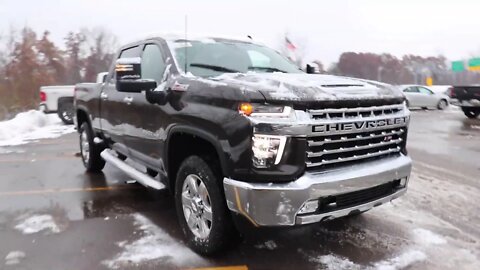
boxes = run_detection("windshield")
[169,39,303,77]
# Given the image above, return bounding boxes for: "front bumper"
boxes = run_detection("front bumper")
[223,155,411,226]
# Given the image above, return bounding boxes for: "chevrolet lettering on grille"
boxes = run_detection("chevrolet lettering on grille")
[312,117,407,133]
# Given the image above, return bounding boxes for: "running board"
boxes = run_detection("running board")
[100,150,165,190]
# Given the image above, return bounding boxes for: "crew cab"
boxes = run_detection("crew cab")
[74,35,412,254]
[449,85,480,118]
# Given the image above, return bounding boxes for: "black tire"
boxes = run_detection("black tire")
[57,101,74,125]
[79,122,105,172]
[437,99,448,110]
[174,155,237,255]
[462,108,480,119]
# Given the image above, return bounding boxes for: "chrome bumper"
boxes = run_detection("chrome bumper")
[223,155,412,226]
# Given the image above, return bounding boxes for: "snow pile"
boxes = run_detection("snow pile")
[312,254,361,270]
[4,251,26,265]
[412,228,447,246]
[373,250,427,270]
[14,214,61,234]
[0,110,75,147]
[255,240,278,250]
[311,250,426,270]
[104,214,206,269]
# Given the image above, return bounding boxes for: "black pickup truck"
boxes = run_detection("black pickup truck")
[449,86,480,118]
[74,35,412,254]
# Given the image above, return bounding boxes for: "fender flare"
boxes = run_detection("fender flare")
[165,125,231,177]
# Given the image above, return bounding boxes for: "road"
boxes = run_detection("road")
[0,108,479,270]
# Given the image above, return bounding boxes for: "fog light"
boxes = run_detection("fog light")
[400,177,408,187]
[252,135,286,168]
[298,200,319,215]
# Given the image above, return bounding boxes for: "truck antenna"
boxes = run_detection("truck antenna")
[184,15,188,73]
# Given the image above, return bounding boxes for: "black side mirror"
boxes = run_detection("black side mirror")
[115,57,157,93]
[146,88,168,105]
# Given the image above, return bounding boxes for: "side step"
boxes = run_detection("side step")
[100,150,165,190]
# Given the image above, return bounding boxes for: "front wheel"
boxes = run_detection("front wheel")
[79,122,105,172]
[462,108,480,119]
[175,156,237,255]
[437,99,448,110]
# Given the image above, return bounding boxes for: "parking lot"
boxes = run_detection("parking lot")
[0,108,479,270]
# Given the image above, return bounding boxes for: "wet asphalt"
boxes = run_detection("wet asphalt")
[0,107,479,270]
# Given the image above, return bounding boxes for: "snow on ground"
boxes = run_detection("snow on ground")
[310,249,427,270]
[255,240,278,250]
[0,110,75,147]
[103,214,206,269]
[14,214,61,235]
[4,251,26,265]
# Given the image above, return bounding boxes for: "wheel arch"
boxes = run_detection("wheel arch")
[76,108,91,131]
[166,125,230,191]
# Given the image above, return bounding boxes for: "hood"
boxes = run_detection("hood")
[208,73,405,106]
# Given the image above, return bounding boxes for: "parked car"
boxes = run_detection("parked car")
[399,85,449,110]
[74,35,412,255]
[448,85,480,118]
[39,73,108,125]
[39,85,75,124]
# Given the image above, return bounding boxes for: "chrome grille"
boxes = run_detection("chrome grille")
[306,104,407,170]
[309,104,404,120]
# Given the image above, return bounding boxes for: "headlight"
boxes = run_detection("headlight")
[239,103,292,118]
[252,135,287,168]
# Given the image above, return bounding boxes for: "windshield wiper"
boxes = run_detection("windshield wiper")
[248,66,288,73]
[190,63,240,73]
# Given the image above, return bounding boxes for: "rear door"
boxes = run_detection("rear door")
[100,45,141,155]
[122,42,169,170]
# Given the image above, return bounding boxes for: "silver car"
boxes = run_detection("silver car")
[400,85,449,110]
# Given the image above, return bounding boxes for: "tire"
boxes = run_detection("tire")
[437,99,448,110]
[57,101,74,125]
[174,155,237,255]
[462,108,480,119]
[79,122,105,172]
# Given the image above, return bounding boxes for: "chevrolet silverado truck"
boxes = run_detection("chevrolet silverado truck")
[74,35,412,255]
[448,85,480,118]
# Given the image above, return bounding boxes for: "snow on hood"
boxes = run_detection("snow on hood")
[210,73,404,102]
[0,110,75,147]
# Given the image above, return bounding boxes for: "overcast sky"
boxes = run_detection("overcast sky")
[1,0,479,66]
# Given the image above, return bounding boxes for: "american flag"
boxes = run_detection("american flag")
[285,37,296,51]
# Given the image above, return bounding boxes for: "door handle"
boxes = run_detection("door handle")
[123,96,133,105]
[100,92,108,100]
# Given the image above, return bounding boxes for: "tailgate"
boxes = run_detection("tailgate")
[453,86,480,100]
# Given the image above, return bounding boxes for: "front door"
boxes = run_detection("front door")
[100,45,141,155]
[122,43,169,172]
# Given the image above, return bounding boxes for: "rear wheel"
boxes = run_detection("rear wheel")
[57,101,74,125]
[79,122,105,172]
[175,156,237,255]
[437,99,448,110]
[462,108,480,119]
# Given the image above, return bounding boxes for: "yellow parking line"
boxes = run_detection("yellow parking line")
[0,185,139,197]
[189,266,248,270]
